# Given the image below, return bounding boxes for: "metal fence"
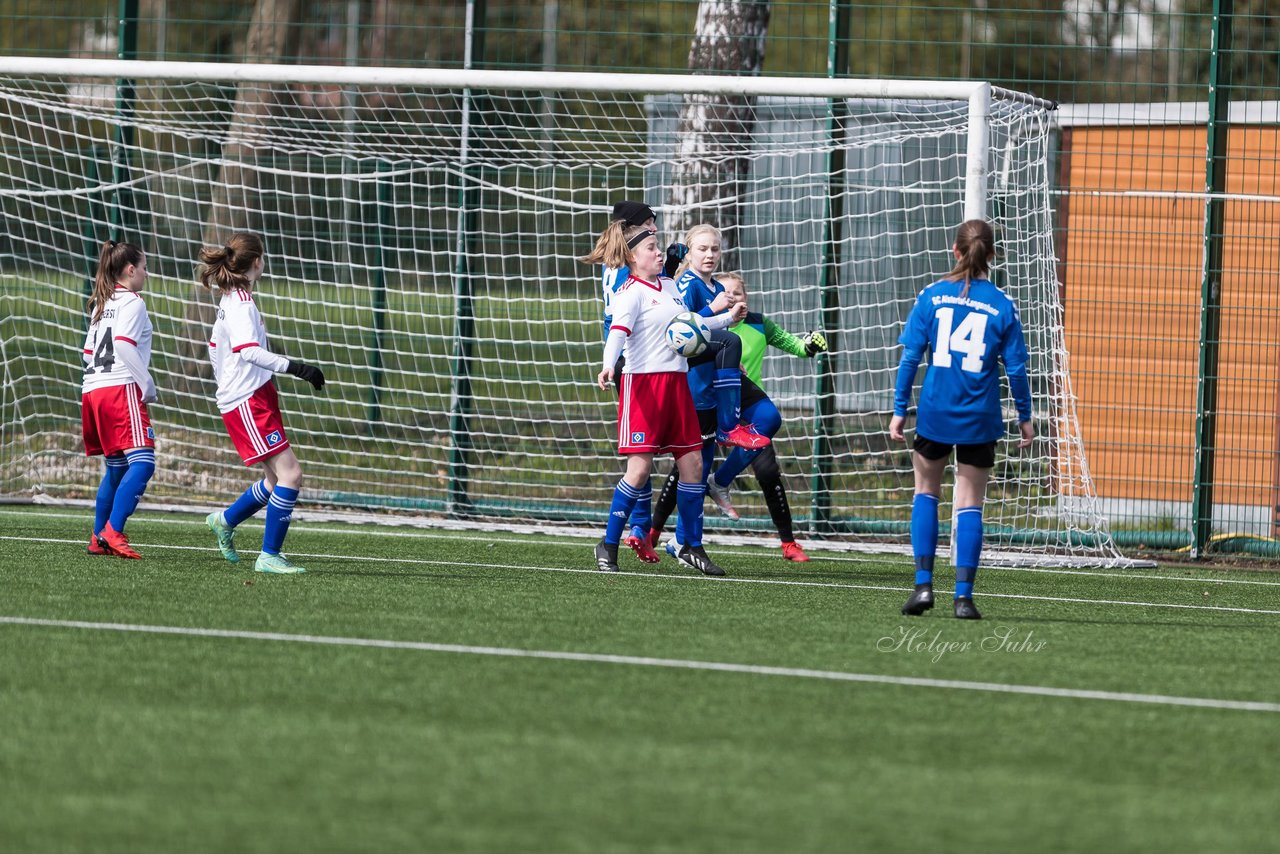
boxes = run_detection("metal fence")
[0,0,1275,559]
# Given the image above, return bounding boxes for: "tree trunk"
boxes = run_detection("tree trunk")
[180,0,302,377]
[665,0,771,262]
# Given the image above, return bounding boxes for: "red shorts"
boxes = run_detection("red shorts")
[617,371,702,456]
[82,384,154,456]
[222,381,290,466]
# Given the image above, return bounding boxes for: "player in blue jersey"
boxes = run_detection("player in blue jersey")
[705,271,828,561]
[648,224,774,564]
[889,219,1035,619]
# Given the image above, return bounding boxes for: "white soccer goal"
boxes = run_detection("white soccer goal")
[0,57,1136,567]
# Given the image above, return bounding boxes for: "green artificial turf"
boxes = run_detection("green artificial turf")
[1,504,1278,853]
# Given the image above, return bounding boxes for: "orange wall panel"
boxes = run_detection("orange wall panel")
[1062,125,1280,506]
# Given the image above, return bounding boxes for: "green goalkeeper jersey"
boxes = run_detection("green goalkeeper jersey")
[730,312,808,385]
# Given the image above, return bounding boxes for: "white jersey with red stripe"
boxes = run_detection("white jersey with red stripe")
[208,289,290,413]
[81,287,153,394]
[609,274,687,375]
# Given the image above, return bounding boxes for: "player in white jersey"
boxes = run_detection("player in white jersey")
[592,222,744,576]
[198,232,327,575]
[81,240,157,559]
[586,200,697,563]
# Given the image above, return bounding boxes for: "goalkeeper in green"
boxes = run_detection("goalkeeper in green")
[706,272,827,561]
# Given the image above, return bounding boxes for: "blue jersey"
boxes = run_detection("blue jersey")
[601,264,630,342]
[894,278,1032,445]
[677,269,725,410]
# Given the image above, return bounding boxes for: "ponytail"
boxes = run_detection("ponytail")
[87,240,145,323]
[945,219,996,299]
[198,231,265,294]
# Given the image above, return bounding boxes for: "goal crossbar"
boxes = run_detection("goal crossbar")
[0,57,1053,107]
[0,57,1054,222]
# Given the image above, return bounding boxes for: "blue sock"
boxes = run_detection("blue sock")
[108,448,155,533]
[94,454,128,534]
[627,478,652,540]
[911,493,940,585]
[262,484,299,555]
[676,480,705,548]
[713,369,742,435]
[954,506,983,599]
[604,479,642,546]
[224,479,271,528]
[676,443,716,545]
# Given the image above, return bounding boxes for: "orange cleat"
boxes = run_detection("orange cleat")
[781,541,810,562]
[87,534,112,556]
[624,533,661,564]
[96,522,142,560]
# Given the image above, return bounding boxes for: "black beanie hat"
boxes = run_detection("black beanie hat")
[611,200,656,226]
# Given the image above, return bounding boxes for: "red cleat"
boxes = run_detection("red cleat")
[88,534,112,556]
[781,541,810,562]
[717,424,771,450]
[97,522,141,560]
[625,533,661,564]
[648,527,663,549]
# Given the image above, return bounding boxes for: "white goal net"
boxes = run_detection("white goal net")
[0,58,1132,567]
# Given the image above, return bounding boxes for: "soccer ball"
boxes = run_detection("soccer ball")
[665,311,711,357]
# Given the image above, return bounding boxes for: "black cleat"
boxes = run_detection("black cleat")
[953,596,983,620]
[678,544,726,577]
[595,540,620,572]
[901,583,935,616]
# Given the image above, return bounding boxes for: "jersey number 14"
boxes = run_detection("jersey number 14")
[85,327,115,375]
[932,308,987,373]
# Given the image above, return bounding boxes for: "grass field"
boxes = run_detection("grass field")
[2,503,1279,853]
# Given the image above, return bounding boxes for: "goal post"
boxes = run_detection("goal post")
[0,57,1134,567]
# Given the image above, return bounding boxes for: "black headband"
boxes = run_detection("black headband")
[626,229,656,250]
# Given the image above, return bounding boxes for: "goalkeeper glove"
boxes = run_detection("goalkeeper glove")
[286,360,326,390]
[803,331,828,357]
[662,242,688,278]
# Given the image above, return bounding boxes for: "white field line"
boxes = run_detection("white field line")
[5,506,1278,588]
[7,534,1280,617]
[2,615,1277,714]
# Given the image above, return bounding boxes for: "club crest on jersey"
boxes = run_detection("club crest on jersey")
[146,426,155,440]
[266,431,282,446]
[631,431,645,443]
